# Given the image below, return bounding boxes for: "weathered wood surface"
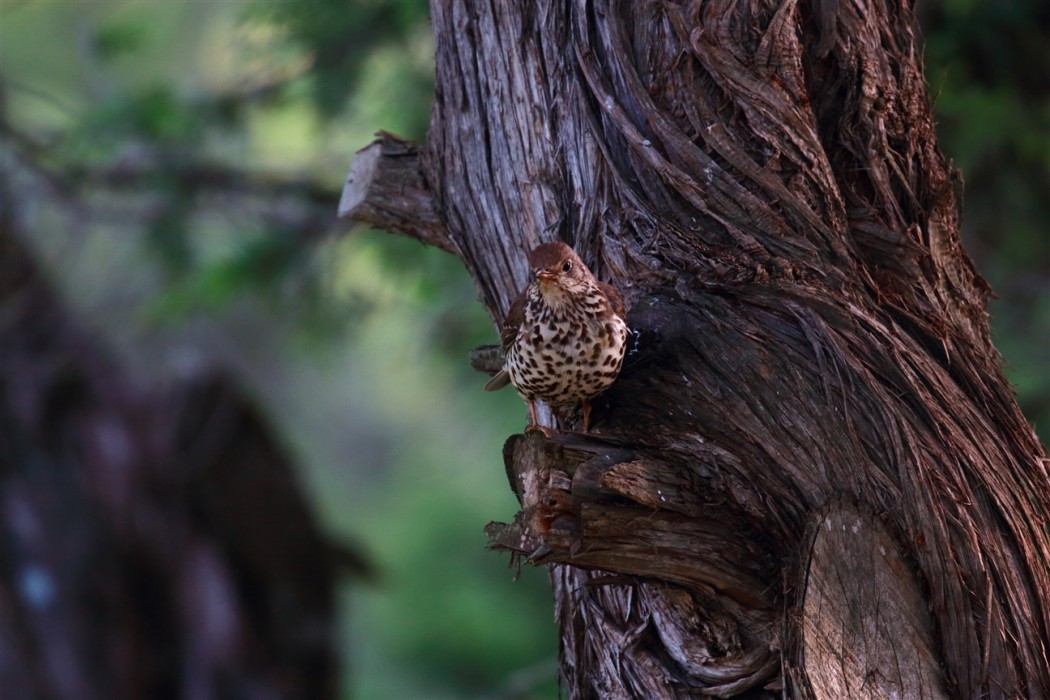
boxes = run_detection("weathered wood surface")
[801,505,948,700]
[338,131,453,253]
[342,0,1050,697]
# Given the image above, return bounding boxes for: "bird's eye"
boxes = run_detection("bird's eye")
[562,261,572,273]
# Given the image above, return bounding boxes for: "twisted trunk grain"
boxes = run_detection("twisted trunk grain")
[344,0,1049,696]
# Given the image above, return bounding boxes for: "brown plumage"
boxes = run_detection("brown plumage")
[484,242,628,432]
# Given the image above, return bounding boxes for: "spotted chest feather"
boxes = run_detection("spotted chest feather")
[505,285,628,406]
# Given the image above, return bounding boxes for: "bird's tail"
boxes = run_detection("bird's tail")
[484,369,511,392]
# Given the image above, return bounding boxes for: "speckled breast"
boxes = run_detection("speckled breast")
[505,293,628,407]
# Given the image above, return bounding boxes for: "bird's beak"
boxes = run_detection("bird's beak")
[536,270,556,282]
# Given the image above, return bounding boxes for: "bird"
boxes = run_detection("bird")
[484,241,629,433]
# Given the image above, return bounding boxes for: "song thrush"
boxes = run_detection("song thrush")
[484,242,628,432]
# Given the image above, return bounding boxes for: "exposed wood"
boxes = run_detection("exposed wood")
[338,131,454,253]
[801,505,948,699]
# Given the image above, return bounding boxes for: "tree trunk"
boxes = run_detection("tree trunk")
[341,1,1049,697]
[0,218,355,698]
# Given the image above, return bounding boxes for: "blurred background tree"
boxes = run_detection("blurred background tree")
[0,0,1044,698]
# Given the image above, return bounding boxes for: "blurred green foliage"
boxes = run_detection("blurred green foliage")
[252,0,432,124]
[0,0,1045,698]
[922,0,1050,432]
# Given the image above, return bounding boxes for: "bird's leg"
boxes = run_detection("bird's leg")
[525,400,555,436]
[581,400,592,434]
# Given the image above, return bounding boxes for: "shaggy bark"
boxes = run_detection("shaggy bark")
[343,0,1049,697]
[0,219,354,698]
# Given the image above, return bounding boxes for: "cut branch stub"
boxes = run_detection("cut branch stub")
[801,505,948,699]
[338,131,455,254]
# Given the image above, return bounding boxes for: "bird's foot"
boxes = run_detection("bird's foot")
[525,400,558,435]
[525,424,556,437]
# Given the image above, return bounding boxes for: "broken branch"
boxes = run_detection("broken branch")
[338,131,455,254]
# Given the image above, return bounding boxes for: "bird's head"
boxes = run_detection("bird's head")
[528,242,591,299]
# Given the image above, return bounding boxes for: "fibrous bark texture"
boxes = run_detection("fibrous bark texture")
[0,222,352,699]
[344,0,1049,697]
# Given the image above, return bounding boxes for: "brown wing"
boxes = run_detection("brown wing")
[598,281,626,321]
[499,287,528,351]
[484,288,527,392]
